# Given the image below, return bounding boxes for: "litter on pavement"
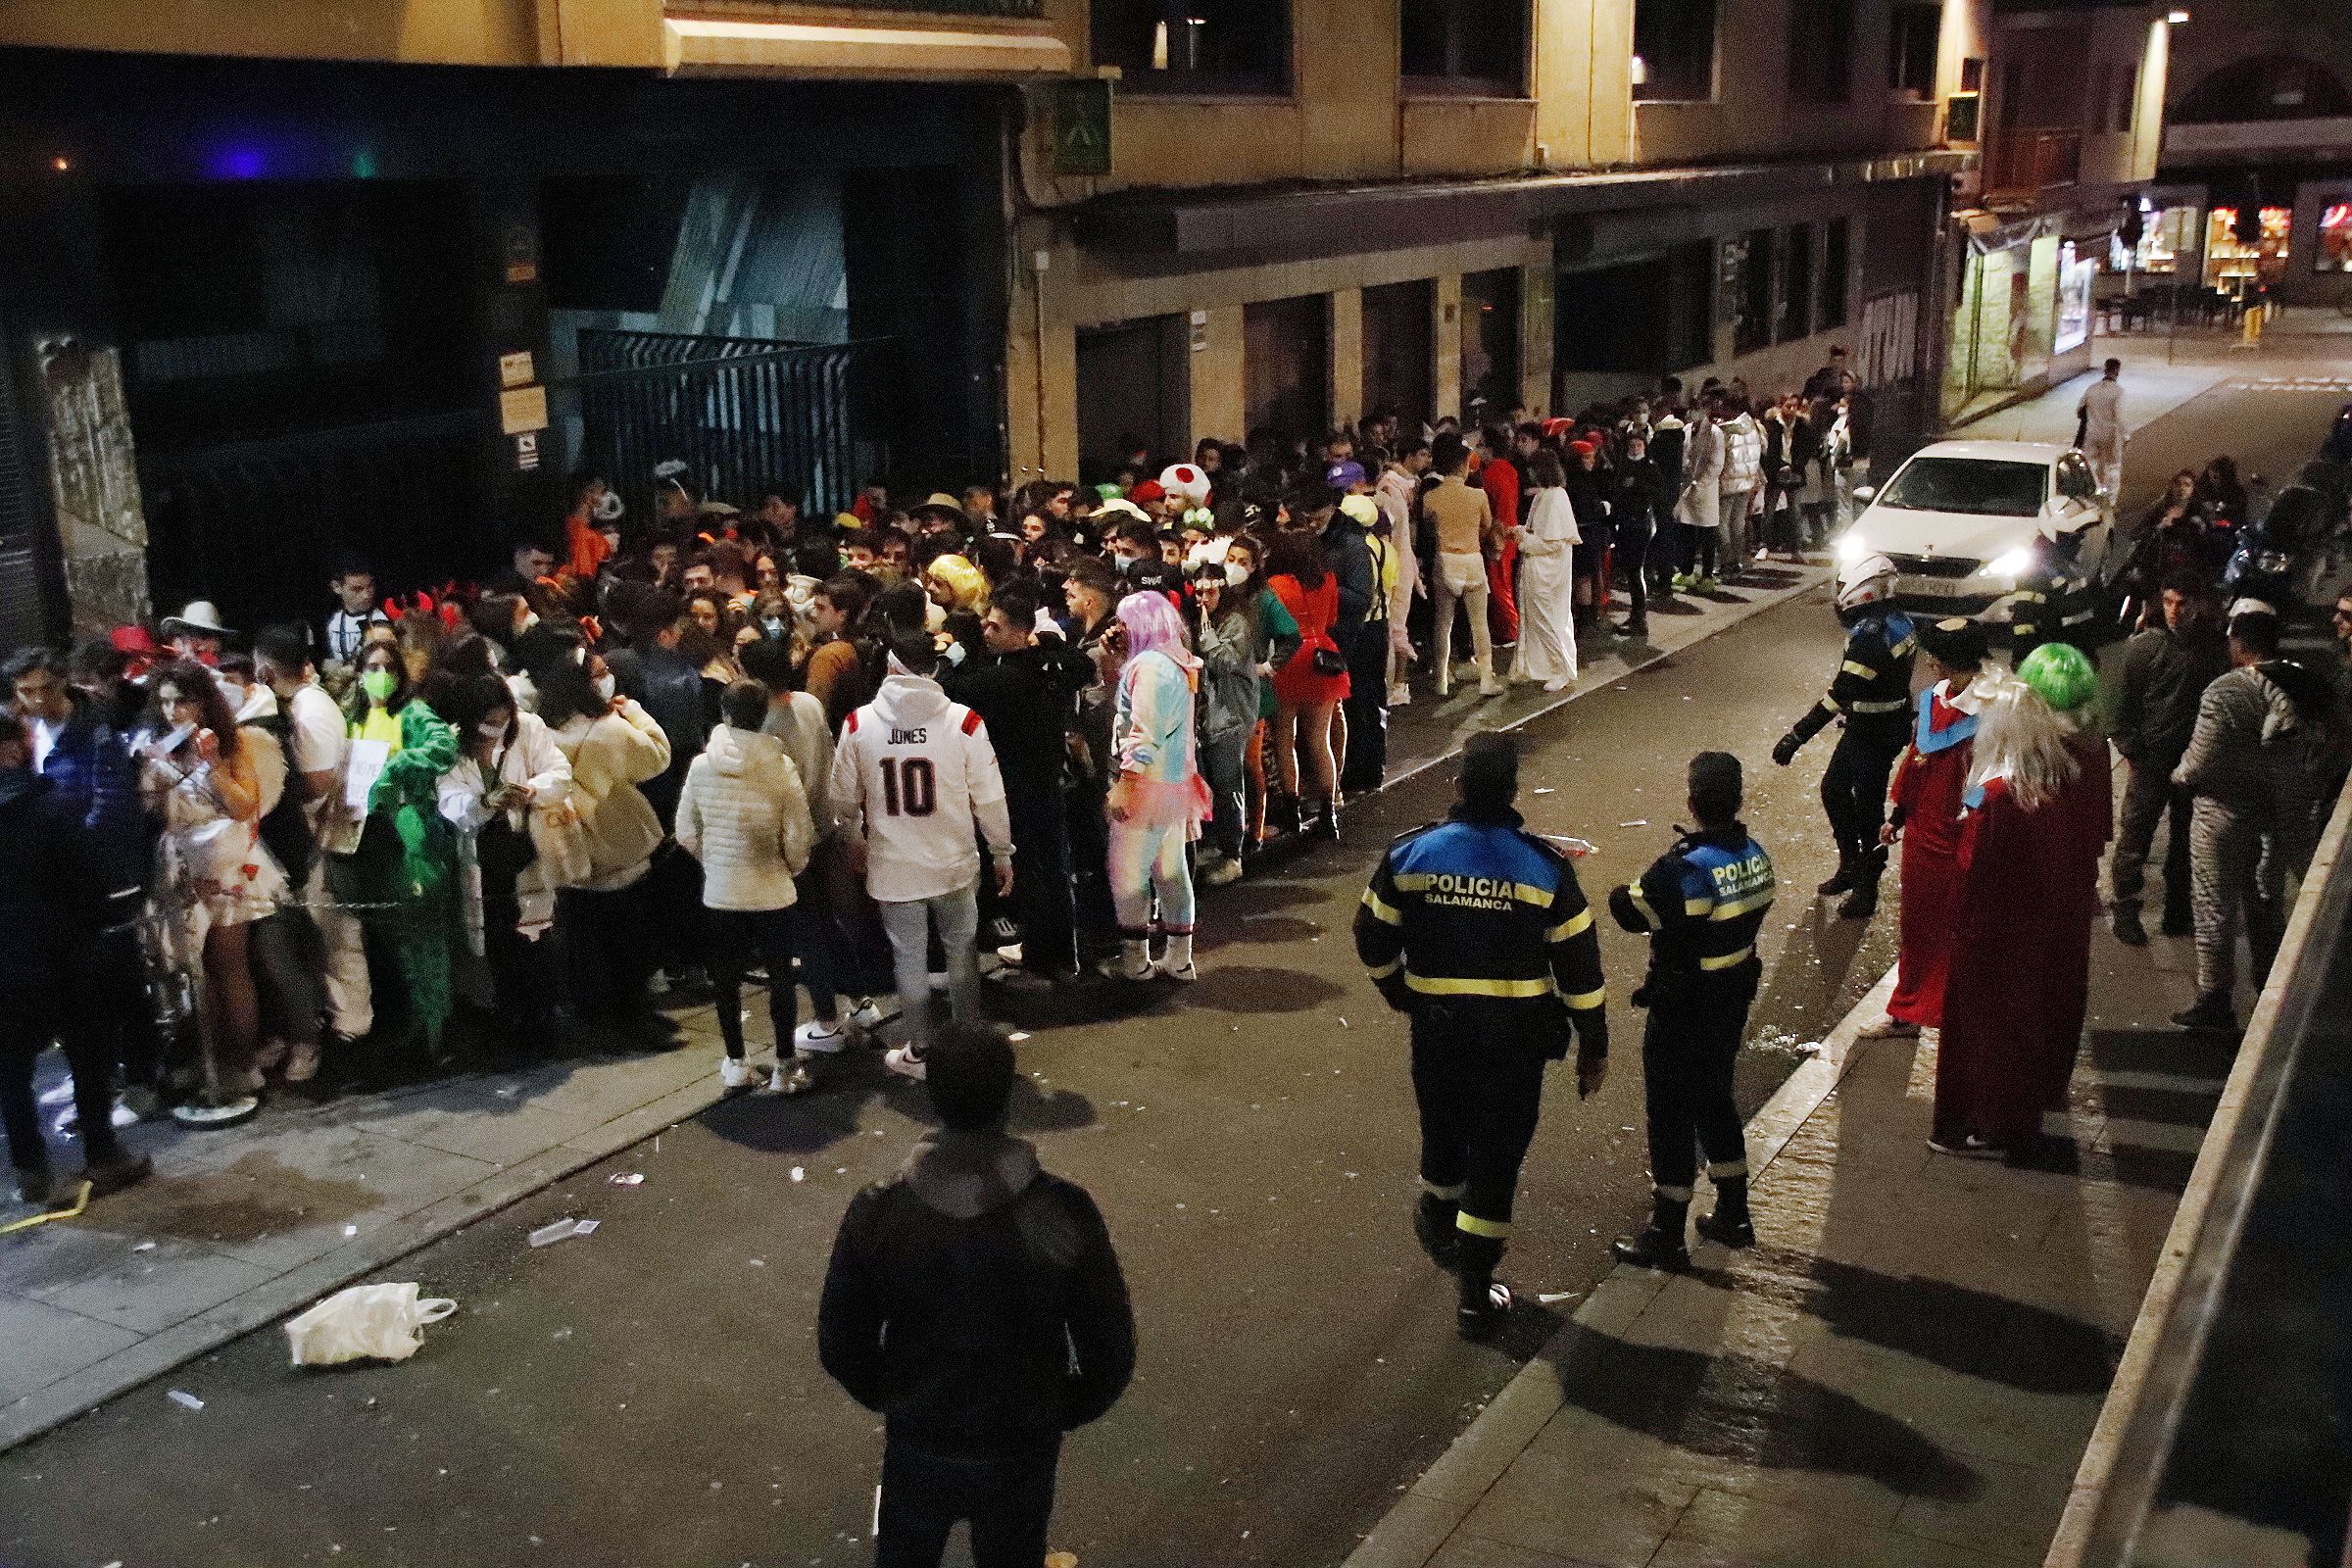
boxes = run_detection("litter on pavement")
[285,1283,458,1367]
[168,1390,204,1411]
[609,1172,645,1187]
[527,1217,599,1248]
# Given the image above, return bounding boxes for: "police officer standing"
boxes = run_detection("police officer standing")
[1772,553,1915,918]
[1608,754,1777,1270]
[1354,732,1609,1340]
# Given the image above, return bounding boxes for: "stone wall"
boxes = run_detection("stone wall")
[37,337,148,636]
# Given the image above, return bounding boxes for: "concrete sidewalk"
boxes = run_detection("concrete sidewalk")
[0,562,1830,1455]
[1342,849,2226,1568]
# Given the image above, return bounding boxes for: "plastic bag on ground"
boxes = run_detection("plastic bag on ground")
[285,1283,458,1367]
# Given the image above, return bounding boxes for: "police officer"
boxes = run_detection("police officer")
[1608,753,1777,1270]
[1772,552,1915,918]
[2009,527,2100,661]
[1354,732,1609,1340]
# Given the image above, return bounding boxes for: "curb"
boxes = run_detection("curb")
[1339,962,1900,1568]
[0,564,1832,1456]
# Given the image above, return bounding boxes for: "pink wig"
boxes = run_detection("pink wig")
[1115,589,1190,662]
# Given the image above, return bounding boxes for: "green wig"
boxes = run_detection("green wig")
[2018,641,2098,714]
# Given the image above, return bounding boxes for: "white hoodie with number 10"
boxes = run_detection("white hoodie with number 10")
[828,670,1013,905]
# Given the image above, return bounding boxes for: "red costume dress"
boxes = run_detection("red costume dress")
[1933,737,2112,1151]
[1885,683,1980,1027]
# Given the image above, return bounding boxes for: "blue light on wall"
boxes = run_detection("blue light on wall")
[212,145,267,180]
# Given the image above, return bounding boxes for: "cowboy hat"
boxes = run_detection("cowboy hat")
[161,600,233,637]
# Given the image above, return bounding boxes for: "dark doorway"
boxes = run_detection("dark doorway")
[1360,280,1433,432]
[1076,316,1188,481]
[1460,268,1521,415]
[1244,294,1329,446]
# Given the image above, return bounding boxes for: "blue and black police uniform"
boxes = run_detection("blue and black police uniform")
[1778,603,1914,906]
[1609,822,1777,1256]
[1355,805,1608,1311]
[2009,540,2099,661]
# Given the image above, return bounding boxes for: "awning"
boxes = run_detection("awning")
[663,18,1071,79]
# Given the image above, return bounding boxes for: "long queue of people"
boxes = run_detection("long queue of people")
[1,355,1874,1207]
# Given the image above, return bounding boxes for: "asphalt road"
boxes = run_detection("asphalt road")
[1,374,2334,1568]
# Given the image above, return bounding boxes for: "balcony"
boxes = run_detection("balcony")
[692,0,1044,12]
[1982,127,2081,201]
[662,0,1069,78]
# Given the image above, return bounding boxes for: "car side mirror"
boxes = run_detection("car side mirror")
[1851,486,1876,504]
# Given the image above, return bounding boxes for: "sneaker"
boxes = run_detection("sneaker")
[1927,1134,2004,1158]
[172,1090,261,1129]
[848,998,887,1034]
[988,915,1020,948]
[1857,1015,1919,1040]
[34,1080,76,1109]
[2172,996,2237,1033]
[53,1098,141,1137]
[1609,1226,1691,1271]
[284,1039,322,1084]
[2111,908,2149,948]
[1412,1200,1460,1267]
[1693,1209,1755,1249]
[1456,1280,1513,1342]
[1691,574,1718,594]
[927,971,951,994]
[1837,883,1880,920]
[1669,572,1693,591]
[794,1018,849,1054]
[718,1054,753,1090]
[883,1045,928,1082]
[1156,955,1200,983]
[1202,858,1244,888]
[769,1059,817,1097]
[1096,947,1154,982]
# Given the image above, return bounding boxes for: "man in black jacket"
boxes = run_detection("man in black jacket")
[946,580,1091,983]
[2106,583,2228,945]
[819,1021,1134,1568]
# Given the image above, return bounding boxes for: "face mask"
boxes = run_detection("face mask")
[1114,554,1136,575]
[476,720,507,743]
[362,668,398,705]
[594,673,616,705]
[1225,563,1250,589]
[517,612,539,636]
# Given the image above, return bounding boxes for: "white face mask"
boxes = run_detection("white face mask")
[593,673,616,705]
[476,720,508,743]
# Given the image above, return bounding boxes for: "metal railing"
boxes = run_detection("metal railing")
[137,410,489,633]
[1983,128,2082,199]
[568,329,887,518]
[2047,770,2352,1568]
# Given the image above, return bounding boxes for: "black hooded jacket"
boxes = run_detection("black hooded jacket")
[818,1130,1136,1456]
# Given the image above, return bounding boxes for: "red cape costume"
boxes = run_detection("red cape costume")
[1933,736,2112,1151]
[1886,683,1979,1027]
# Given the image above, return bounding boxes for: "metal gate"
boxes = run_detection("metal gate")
[568,329,886,518]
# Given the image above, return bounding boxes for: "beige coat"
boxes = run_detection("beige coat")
[551,699,671,892]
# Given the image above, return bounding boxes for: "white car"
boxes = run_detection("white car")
[1836,439,2113,620]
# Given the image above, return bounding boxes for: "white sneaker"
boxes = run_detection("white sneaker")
[883,1045,928,1082]
[795,1018,848,1054]
[718,1055,752,1090]
[927,971,951,993]
[769,1058,817,1096]
[1202,858,1244,888]
[1156,956,1200,983]
[849,998,887,1034]
[35,1080,77,1109]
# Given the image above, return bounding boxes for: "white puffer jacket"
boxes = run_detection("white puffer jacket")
[677,723,814,911]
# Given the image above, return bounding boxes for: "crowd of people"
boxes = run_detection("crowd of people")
[1,353,1882,1203]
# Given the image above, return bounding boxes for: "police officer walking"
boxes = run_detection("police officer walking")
[1354,732,1609,1340]
[1608,753,1777,1270]
[1771,553,1915,918]
[2008,528,2100,662]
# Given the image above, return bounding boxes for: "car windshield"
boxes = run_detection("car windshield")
[1878,458,2047,517]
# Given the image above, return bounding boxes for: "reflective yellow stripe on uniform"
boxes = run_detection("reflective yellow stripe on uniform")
[1360,889,1402,925]
[1454,1212,1512,1239]
[1710,890,1776,919]
[1684,896,1713,915]
[1403,974,1556,999]
[1365,957,1403,979]
[1698,946,1754,970]
[1388,872,1553,907]
[1561,985,1606,1010]
[1545,907,1593,942]
[1624,884,1662,930]
[1850,698,1908,713]
[1820,695,1842,713]
[1840,660,1878,679]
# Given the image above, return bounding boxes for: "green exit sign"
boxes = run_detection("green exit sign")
[1052,78,1112,177]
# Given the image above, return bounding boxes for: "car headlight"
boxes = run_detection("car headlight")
[1835,531,1871,563]
[1984,548,2033,579]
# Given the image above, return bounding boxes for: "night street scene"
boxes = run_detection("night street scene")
[6,4,2352,1566]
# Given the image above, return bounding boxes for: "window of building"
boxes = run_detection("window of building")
[1821,220,1849,329]
[1788,0,1854,104]
[2318,203,2352,273]
[2204,206,2291,291]
[1459,269,1522,412]
[1401,0,1529,97]
[1734,227,1773,356]
[1632,0,1717,103]
[1779,226,1814,345]
[1091,0,1291,95]
[1888,4,1938,99]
